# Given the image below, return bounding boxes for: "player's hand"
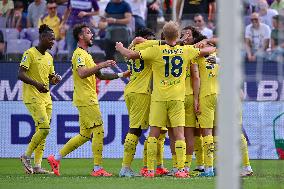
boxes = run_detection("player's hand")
[35,82,49,93]
[99,60,116,68]
[194,98,201,115]
[78,11,88,18]
[51,73,62,85]
[122,70,131,78]
[133,37,146,45]
[115,42,124,51]
[194,39,207,48]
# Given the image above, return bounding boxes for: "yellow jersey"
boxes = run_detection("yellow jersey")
[72,47,98,106]
[195,53,219,98]
[20,47,54,104]
[38,13,62,40]
[139,44,200,101]
[124,40,160,96]
[185,64,193,95]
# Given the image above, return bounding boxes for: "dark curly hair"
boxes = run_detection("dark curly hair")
[135,28,155,38]
[39,24,54,35]
[182,25,207,44]
[73,24,89,42]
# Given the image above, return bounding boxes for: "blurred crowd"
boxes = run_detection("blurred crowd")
[1,0,284,63]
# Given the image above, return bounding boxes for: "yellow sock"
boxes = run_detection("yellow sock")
[241,134,250,167]
[60,134,89,157]
[194,136,204,167]
[92,126,104,166]
[143,138,148,167]
[175,140,186,170]
[147,137,157,171]
[185,155,193,169]
[26,128,49,157]
[172,154,177,168]
[33,126,46,166]
[122,133,138,167]
[157,133,166,166]
[213,136,218,162]
[34,139,46,166]
[203,135,214,168]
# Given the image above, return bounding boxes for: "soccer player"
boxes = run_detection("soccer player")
[47,24,130,176]
[119,28,168,177]
[18,24,61,174]
[240,90,253,177]
[167,26,208,176]
[193,43,218,177]
[182,26,204,175]
[116,21,215,178]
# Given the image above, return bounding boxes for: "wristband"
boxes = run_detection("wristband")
[118,73,123,78]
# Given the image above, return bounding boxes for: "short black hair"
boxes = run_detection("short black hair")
[194,13,203,19]
[135,28,155,38]
[39,24,54,35]
[182,25,207,44]
[73,24,89,42]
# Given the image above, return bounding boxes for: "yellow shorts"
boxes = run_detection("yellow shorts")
[149,100,185,128]
[25,102,52,129]
[185,94,196,127]
[125,93,151,129]
[196,94,217,129]
[77,105,103,129]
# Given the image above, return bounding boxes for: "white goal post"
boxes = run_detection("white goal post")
[217,0,242,189]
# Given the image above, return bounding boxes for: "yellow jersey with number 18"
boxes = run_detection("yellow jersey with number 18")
[72,47,98,107]
[139,44,200,101]
[124,40,160,96]
[20,47,54,104]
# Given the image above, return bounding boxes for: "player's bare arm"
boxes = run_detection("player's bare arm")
[77,60,116,79]
[199,46,216,57]
[95,70,131,80]
[194,37,218,48]
[115,42,140,59]
[190,63,201,115]
[18,66,48,93]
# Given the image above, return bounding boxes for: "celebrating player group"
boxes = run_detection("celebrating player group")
[18,22,253,178]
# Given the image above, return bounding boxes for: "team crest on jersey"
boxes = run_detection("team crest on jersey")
[77,57,82,64]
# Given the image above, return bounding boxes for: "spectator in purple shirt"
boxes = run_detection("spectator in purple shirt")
[61,0,99,58]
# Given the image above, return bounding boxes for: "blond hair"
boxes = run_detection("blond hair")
[162,21,180,41]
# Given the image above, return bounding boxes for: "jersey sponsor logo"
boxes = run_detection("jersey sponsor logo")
[160,79,181,86]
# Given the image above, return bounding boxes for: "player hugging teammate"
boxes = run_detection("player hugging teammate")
[18,21,252,178]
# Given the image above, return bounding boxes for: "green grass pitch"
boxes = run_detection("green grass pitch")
[0,158,284,189]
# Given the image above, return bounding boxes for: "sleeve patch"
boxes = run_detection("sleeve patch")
[21,55,27,63]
